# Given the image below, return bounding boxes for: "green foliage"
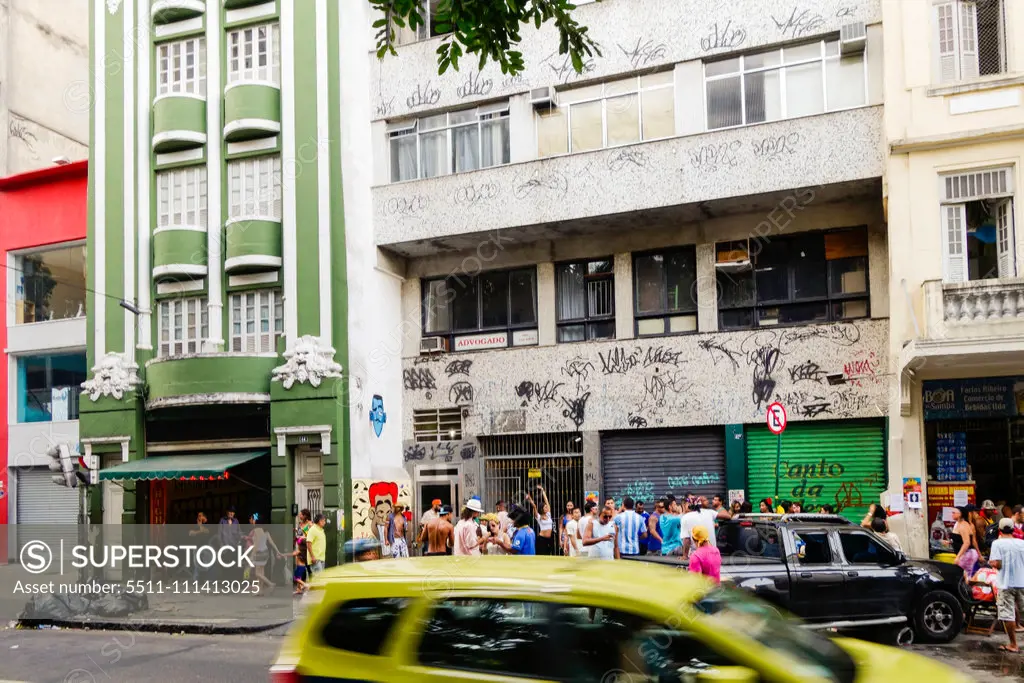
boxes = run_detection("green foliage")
[369,0,600,75]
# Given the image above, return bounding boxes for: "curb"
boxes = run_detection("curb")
[15,618,291,635]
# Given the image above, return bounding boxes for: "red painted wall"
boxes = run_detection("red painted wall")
[0,161,88,527]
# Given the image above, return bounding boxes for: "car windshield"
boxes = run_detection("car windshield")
[695,587,856,683]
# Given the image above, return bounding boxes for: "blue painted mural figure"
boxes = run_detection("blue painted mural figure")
[370,394,387,438]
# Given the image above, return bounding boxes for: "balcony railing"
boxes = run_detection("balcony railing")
[924,278,1024,339]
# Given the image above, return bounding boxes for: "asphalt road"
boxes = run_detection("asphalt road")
[0,628,285,683]
[0,625,1020,682]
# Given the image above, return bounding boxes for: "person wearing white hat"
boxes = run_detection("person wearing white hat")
[454,498,485,556]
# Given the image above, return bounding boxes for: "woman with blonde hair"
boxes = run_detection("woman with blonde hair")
[481,513,510,555]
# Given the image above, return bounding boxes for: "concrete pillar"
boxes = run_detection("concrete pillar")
[582,431,601,496]
[614,253,633,340]
[696,243,718,333]
[537,262,556,346]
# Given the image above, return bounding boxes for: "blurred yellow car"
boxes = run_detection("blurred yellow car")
[270,556,971,683]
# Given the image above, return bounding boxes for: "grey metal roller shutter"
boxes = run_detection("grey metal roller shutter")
[16,467,81,554]
[601,428,727,505]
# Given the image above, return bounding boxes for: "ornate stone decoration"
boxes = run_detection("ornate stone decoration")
[106,0,122,15]
[272,335,343,389]
[81,353,141,401]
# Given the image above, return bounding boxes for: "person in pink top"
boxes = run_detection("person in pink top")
[687,525,721,584]
[454,498,484,555]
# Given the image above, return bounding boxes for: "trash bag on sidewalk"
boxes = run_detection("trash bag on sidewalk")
[20,595,74,620]
[90,594,133,618]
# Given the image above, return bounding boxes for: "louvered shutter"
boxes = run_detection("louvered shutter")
[934,1,959,83]
[958,0,979,80]
[943,204,968,283]
[996,199,1016,279]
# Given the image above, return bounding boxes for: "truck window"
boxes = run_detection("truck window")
[838,531,898,565]
[793,532,831,565]
[718,523,782,560]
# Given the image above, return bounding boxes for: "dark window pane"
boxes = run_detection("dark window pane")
[509,270,537,325]
[588,320,616,340]
[480,272,510,328]
[320,598,407,655]
[423,280,451,333]
[838,532,897,565]
[831,299,869,320]
[777,302,828,325]
[634,254,666,314]
[829,257,868,295]
[556,263,585,322]
[755,266,788,302]
[558,324,586,343]
[553,605,649,681]
[588,259,613,275]
[717,270,754,308]
[451,277,478,331]
[706,76,742,129]
[795,532,832,565]
[793,259,827,299]
[417,600,552,678]
[720,309,754,330]
[665,250,697,312]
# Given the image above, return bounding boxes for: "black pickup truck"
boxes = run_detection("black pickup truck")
[630,515,968,643]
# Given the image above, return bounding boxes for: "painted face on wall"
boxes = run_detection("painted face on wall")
[368,481,399,528]
[369,394,386,438]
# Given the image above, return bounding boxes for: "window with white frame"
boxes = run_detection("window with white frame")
[157,166,208,229]
[537,72,674,157]
[940,167,1016,283]
[934,0,1006,83]
[157,37,207,97]
[413,408,463,442]
[158,297,208,357]
[392,0,450,46]
[227,23,281,85]
[230,289,283,353]
[704,40,866,130]
[389,103,510,182]
[228,155,282,220]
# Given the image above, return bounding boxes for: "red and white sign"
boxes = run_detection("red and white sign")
[453,332,508,351]
[766,402,787,435]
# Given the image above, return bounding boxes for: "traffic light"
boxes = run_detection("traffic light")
[47,443,77,488]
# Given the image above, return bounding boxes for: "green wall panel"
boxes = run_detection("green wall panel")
[746,419,886,522]
[105,6,126,356]
[725,424,746,493]
[224,84,281,141]
[152,229,208,269]
[153,96,206,152]
[293,0,320,337]
[146,355,277,402]
[225,219,283,271]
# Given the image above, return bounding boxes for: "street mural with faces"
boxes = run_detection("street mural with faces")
[351,479,412,542]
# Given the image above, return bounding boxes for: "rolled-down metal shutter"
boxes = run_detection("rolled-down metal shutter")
[746,419,885,522]
[16,467,81,553]
[602,428,726,505]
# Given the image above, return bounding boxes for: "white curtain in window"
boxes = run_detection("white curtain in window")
[420,131,447,178]
[452,125,480,174]
[557,266,586,321]
[390,135,417,181]
[480,118,508,168]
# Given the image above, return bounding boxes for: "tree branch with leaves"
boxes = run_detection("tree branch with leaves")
[370,0,600,75]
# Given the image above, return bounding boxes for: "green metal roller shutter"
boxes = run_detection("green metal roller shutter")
[746,419,885,522]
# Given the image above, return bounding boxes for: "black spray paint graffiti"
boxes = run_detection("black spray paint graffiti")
[789,360,826,384]
[599,346,641,375]
[461,443,478,460]
[561,356,595,385]
[515,380,563,409]
[771,8,826,39]
[607,149,650,172]
[780,323,861,348]
[501,73,529,89]
[644,370,689,406]
[380,195,428,218]
[512,170,568,199]
[562,392,591,429]
[644,346,684,368]
[617,38,667,69]
[445,360,473,377]
[751,133,800,161]
[453,183,499,207]
[836,7,855,18]
[403,368,437,391]
[743,336,783,409]
[698,339,741,372]
[403,441,467,463]
[374,96,396,117]
[9,118,37,151]
[541,51,596,84]
[688,141,742,172]
[628,414,648,429]
[406,81,441,108]
[456,71,494,98]
[700,20,747,52]
[449,381,474,404]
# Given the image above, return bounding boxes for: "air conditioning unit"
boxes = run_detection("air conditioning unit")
[715,239,753,273]
[839,22,867,55]
[419,336,448,355]
[530,86,558,110]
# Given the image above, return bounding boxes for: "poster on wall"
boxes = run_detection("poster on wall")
[927,481,975,528]
[728,489,745,505]
[902,477,922,509]
[584,491,599,503]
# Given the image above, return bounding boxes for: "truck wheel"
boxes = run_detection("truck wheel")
[915,590,962,643]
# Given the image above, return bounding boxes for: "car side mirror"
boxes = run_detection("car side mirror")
[896,551,907,564]
[692,666,759,683]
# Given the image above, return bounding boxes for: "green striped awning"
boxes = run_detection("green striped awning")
[98,452,266,481]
